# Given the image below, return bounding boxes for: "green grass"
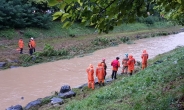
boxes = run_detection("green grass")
[112,21,174,33]
[0,21,175,39]
[62,46,184,110]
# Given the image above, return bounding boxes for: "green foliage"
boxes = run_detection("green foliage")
[0,20,175,39]
[36,44,68,57]
[137,16,162,25]
[0,0,52,30]
[19,44,69,66]
[43,44,56,56]
[19,54,33,67]
[120,36,130,43]
[24,30,35,38]
[49,0,149,33]
[91,37,110,46]
[49,0,184,33]
[154,0,184,26]
[19,54,32,62]
[0,29,18,39]
[41,96,52,105]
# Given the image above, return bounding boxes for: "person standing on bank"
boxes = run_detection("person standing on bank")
[96,62,105,86]
[127,55,136,76]
[30,37,36,52]
[141,50,149,70]
[111,57,120,79]
[86,64,95,90]
[122,53,129,74]
[28,40,33,55]
[101,58,107,79]
[18,38,24,54]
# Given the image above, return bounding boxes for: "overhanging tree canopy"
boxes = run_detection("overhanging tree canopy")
[48,0,184,33]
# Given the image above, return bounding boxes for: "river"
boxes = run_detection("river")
[0,32,184,109]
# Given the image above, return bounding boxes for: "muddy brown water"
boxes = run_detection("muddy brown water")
[0,32,184,109]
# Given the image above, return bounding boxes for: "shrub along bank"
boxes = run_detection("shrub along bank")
[22,46,184,110]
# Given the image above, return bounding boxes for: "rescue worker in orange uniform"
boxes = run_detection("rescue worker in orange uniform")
[18,38,24,54]
[86,64,95,90]
[127,55,136,76]
[141,50,149,70]
[122,53,129,74]
[111,57,120,79]
[96,62,105,86]
[30,37,36,52]
[28,40,33,55]
[101,58,107,79]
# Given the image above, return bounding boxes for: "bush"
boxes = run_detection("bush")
[0,29,17,39]
[41,44,56,56]
[0,0,51,30]
[120,36,130,43]
[137,16,162,25]
[91,37,109,46]
[35,44,69,57]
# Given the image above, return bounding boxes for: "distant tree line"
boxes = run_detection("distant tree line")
[0,0,53,29]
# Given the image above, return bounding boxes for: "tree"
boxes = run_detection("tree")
[48,0,184,33]
[0,0,51,29]
[154,0,184,25]
[26,0,60,14]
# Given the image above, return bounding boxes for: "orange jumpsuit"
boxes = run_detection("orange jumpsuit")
[141,50,149,70]
[127,55,136,75]
[31,39,36,52]
[86,64,95,89]
[18,39,24,54]
[96,63,105,85]
[18,39,24,49]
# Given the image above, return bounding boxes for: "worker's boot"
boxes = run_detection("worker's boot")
[102,83,105,86]
[98,82,101,86]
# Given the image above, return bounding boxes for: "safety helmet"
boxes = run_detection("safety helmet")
[125,53,128,57]
[129,55,133,58]
[98,62,102,66]
[102,58,105,61]
[89,64,93,68]
[143,50,147,53]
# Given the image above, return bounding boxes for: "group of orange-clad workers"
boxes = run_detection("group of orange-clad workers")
[86,50,149,90]
[18,37,36,55]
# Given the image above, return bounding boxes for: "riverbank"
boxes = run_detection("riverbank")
[0,24,183,69]
[15,46,184,110]
[61,46,184,110]
[1,32,184,110]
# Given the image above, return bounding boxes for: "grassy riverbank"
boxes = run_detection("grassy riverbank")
[36,46,184,110]
[0,21,182,69]
[0,21,175,39]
